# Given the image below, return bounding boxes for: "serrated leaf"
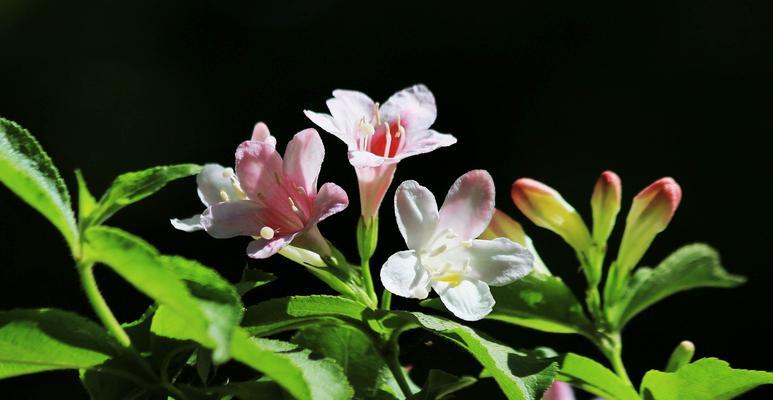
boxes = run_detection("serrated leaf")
[422,273,594,336]
[0,309,119,378]
[84,226,240,362]
[75,169,97,221]
[554,352,639,400]
[87,164,201,226]
[640,358,773,400]
[392,312,558,400]
[241,296,368,337]
[0,118,78,253]
[236,268,277,296]
[408,369,476,400]
[293,324,393,399]
[609,244,745,329]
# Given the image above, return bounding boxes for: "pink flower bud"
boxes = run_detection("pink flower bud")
[511,178,592,252]
[616,177,682,273]
[590,170,622,244]
[543,381,576,400]
[481,209,550,274]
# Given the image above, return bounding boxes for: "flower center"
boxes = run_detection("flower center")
[356,104,405,158]
[419,228,473,287]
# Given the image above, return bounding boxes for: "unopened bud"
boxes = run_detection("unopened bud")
[481,209,550,274]
[591,170,622,245]
[616,177,682,274]
[665,340,695,372]
[511,178,592,253]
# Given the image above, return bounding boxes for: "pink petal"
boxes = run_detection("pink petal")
[355,162,398,219]
[397,129,457,161]
[437,170,496,240]
[309,182,349,224]
[246,233,298,259]
[283,128,324,196]
[380,84,437,131]
[200,200,263,238]
[235,140,284,200]
[543,381,576,400]
[250,122,277,148]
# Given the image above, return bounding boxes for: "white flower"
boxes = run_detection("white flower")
[380,170,534,321]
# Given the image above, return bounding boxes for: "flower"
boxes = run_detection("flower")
[171,124,349,259]
[480,209,550,275]
[616,177,682,274]
[590,170,622,245]
[380,170,534,321]
[304,84,456,219]
[511,178,593,253]
[543,381,576,400]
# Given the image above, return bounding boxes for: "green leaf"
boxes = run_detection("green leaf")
[609,244,745,328]
[236,268,277,296]
[422,273,594,336]
[206,379,292,400]
[640,358,773,400]
[84,226,240,362]
[87,164,201,226]
[408,370,476,400]
[554,352,639,400]
[241,295,369,337]
[0,309,119,378]
[392,312,557,400]
[0,118,78,253]
[75,169,98,221]
[293,324,393,399]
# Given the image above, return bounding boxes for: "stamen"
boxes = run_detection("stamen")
[373,102,381,125]
[462,240,473,249]
[429,244,448,257]
[396,124,405,138]
[288,197,300,213]
[296,186,306,195]
[383,122,392,158]
[259,226,275,240]
[219,189,230,202]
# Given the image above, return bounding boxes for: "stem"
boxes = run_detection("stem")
[360,258,378,307]
[381,290,392,310]
[78,261,131,347]
[383,337,413,397]
[599,333,633,387]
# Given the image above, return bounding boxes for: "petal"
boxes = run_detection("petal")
[543,381,576,400]
[283,128,324,196]
[355,162,398,220]
[396,129,457,161]
[196,164,237,206]
[432,279,495,321]
[463,238,534,286]
[380,250,431,299]
[323,89,376,147]
[246,233,297,259]
[348,149,385,168]
[394,180,439,249]
[170,214,203,232]
[380,84,437,131]
[250,122,277,148]
[200,200,262,238]
[437,170,496,240]
[235,140,284,199]
[310,182,349,224]
[304,110,353,146]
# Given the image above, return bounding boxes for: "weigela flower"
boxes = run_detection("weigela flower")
[304,84,456,219]
[616,177,681,273]
[380,170,534,321]
[171,123,348,259]
[590,170,622,245]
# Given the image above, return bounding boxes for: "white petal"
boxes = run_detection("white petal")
[462,238,534,286]
[304,110,354,147]
[196,164,238,206]
[394,180,439,249]
[170,214,203,232]
[396,129,457,161]
[380,250,431,299]
[380,84,437,131]
[348,150,385,168]
[437,170,495,240]
[432,279,495,321]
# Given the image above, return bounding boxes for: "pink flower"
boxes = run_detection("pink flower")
[543,381,576,400]
[304,84,456,219]
[173,124,348,259]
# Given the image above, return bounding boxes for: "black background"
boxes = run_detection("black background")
[1,1,772,398]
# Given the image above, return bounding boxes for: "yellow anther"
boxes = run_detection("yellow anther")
[259,226,275,240]
[434,273,463,287]
[219,189,230,202]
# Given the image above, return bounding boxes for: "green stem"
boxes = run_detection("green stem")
[360,258,378,307]
[384,337,413,397]
[381,290,392,310]
[78,261,131,347]
[599,333,633,387]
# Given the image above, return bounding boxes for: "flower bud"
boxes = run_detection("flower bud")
[590,170,622,245]
[543,381,575,400]
[481,209,550,274]
[511,178,592,253]
[665,340,695,372]
[616,177,682,274]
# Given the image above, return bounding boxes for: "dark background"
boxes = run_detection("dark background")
[1,0,772,398]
